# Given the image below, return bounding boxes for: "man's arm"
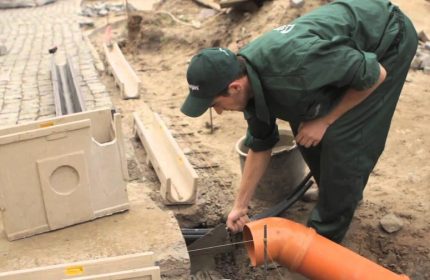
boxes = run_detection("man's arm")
[227,148,272,233]
[296,63,387,148]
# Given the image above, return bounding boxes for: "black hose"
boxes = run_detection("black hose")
[251,172,313,220]
[182,172,313,240]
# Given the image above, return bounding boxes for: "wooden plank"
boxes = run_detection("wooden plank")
[103,42,140,99]
[133,112,198,205]
[0,252,155,280]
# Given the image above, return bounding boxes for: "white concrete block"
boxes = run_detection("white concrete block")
[0,109,129,240]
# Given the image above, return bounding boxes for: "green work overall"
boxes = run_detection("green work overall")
[238,0,418,242]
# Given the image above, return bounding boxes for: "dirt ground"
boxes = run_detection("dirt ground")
[86,0,430,279]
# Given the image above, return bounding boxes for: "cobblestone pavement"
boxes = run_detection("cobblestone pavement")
[0,0,112,128]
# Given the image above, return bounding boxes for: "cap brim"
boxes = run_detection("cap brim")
[180,91,214,117]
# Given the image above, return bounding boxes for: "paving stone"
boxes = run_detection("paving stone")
[21,100,39,108]
[37,114,56,120]
[94,93,111,100]
[5,84,21,91]
[38,80,53,87]
[22,95,39,102]
[17,117,37,124]
[89,85,106,93]
[85,100,96,110]
[0,119,17,128]
[2,105,20,114]
[0,112,19,120]
[38,89,53,96]
[37,75,51,81]
[22,85,38,91]
[95,100,113,108]
[39,106,55,116]
[19,112,39,119]
[4,94,22,101]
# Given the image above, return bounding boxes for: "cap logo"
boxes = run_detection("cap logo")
[189,84,199,91]
[218,48,230,56]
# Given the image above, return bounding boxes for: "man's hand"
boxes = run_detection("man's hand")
[226,207,250,233]
[295,118,330,148]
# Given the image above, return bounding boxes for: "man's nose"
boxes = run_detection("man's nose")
[213,105,223,115]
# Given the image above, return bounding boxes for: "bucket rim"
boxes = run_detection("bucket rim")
[235,130,297,157]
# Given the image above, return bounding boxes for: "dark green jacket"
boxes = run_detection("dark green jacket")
[238,0,402,151]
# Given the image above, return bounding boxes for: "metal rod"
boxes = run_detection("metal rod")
[264,224,268,278]
[187,240,253,254]
[209,107,213,133]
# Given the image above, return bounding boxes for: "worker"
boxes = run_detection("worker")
[180,0,418,243]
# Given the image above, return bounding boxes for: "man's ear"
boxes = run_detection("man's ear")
[228,81,242,96]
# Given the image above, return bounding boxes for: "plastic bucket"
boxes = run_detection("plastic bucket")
[235,129,306,201]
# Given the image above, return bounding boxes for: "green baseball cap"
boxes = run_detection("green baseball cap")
[181,47,241,117]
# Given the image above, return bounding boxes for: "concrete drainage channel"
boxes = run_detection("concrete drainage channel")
[50,48,86,116]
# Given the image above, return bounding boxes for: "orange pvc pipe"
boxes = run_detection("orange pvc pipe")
[243,217,409,280]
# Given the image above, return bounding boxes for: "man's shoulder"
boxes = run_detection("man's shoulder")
[239,29,318,76]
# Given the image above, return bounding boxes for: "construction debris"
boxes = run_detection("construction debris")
[219,0,250,8]
[192,0,222,11]
[0,0,56,9]
[290,0,305,8]
[78,17,95,28]
[418,30,429,43]
[411,33,430,74]
[380,213,404,233]
[79,2,125,17]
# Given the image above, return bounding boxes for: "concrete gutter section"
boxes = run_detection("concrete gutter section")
[133,111,198,205]
[51,54,86,116]
[103,42,140,99]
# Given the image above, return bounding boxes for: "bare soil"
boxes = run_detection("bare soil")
[87,0,430,279]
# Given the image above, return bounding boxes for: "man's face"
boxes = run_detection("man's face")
[211,76,251,115]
